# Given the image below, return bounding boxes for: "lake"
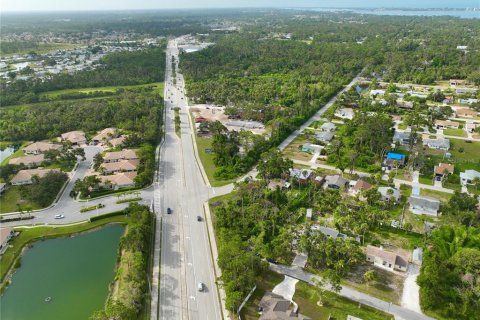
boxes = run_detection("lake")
[0,146,15,163]
[0,224,124,320]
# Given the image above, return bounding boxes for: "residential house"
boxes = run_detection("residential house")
[301,143,322,154]
[434,120,460,130]
[289,168,313,182]
[434,163,454,181]
[23,141,62,155]
[9,154,45,167]
[314,132,334,143]
[423,137,450,151]
[458,98,479,105]
[0,183,7,194]
[450,79,466,86]
[0,227,14,253]
[460,169,480,186]
[258,292,311,320]
[456,108,479,118]
[92,128,118,144]
[320,122,336,132]
[393,131,414,146]
[350,180,372,196]
[99,172,137,190]
[311,225,347,239]
[324,175,349,189]
[61,131,86,145]
[456,88,477,95]
[465,123,477,133]
[442,96,454,105]
[335,108,354,120]
[109,135,127,148]
[10,168,59,186]
[267,179,291,191]
[100,159,139,174]
[366,245,409,272]
[396,99,414,109]
[383,152,406,170]
[103,149,138,163]
[378,187,401,203]
[409,194,441,216]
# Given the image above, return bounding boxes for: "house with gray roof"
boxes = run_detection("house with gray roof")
[324,175,349,189]
[289,168,313,181]
[311,225,347,239]
[409,194,441,216]
[314,131,334,143]
[378,187,401,203]
[320,122,336,132]
[258,292,311,320]
[460,169,480,186]
[423,138,450,151]
[393,131,414,146]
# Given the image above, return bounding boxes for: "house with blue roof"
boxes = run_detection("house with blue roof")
[383,152,406,170]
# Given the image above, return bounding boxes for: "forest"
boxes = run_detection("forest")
[0,47,166,106]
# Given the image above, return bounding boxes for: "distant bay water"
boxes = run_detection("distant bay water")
[299,7,479,19]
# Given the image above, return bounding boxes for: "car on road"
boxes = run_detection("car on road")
[54,214,65,219]
[198,282,204,292]
[167,208,172,214]
[197,216,202,222]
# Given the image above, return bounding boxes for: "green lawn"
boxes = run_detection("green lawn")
[371,227,423,251]
[0,186,41,214]
[43,82,164,98]
[195,135,236,187]
[282,135,313,162]
[418,176,433,186]
[295,281,394,320]
[0,215,128,285]
[450,140,480,171]
[443,128,467,137]
[397,122,408,130]
[420,188,452,203]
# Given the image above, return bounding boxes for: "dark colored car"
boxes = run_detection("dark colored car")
[197,216,202,221]
[167,208,172,214]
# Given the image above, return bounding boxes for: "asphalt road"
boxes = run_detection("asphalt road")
[155,39,222,320]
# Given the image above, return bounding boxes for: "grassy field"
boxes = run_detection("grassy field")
[1,42,79,56]
[443,128,467,137]
[0,186,41,214]
[296,282,394,320]
[43,82,164,98]
[420,188,453,202]
[195,135,236,187]
[0,215,128,284]
[282,135,313,162]
[240,270,393,320]
[450,139,480,171]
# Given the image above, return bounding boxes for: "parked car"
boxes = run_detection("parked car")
[198,282,204,292]
[54,214,65,219]
[167,208,172,214]
[197,216,202,222]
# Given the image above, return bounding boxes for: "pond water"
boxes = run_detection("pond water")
[0,146,15,163]
[355,84,369,94]
[0,224,124,320]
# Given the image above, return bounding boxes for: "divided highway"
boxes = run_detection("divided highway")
[152,39,222,320]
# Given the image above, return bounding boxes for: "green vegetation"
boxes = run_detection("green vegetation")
[417,225,480,320]
[174,107,181,136]
[116,197,142,204]
[91,203,154,320]
[443,128,467,138]
[0,186,41,214]
[43,82,164,98]
[0,41,77,55]
[1,47,166,106]
[80,203,106,213]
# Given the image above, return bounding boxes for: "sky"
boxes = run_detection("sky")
[1,0,478,12]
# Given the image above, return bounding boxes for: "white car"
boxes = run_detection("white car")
[54,214,65,219]
[198,282,204,292]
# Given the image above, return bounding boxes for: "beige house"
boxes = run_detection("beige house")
[61,131,86,145]
[103,149,138,163]
[434,163,454,181]
[99,172,137,190]
[10,168,59,186]
[456,108,479,118]
[110,135,127,148]
[434,120,459,130]
[92,128,118,144]
[9,154,45,167]
[100,159,139,174]
[23,142,62,155]
[366,245,409,272]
